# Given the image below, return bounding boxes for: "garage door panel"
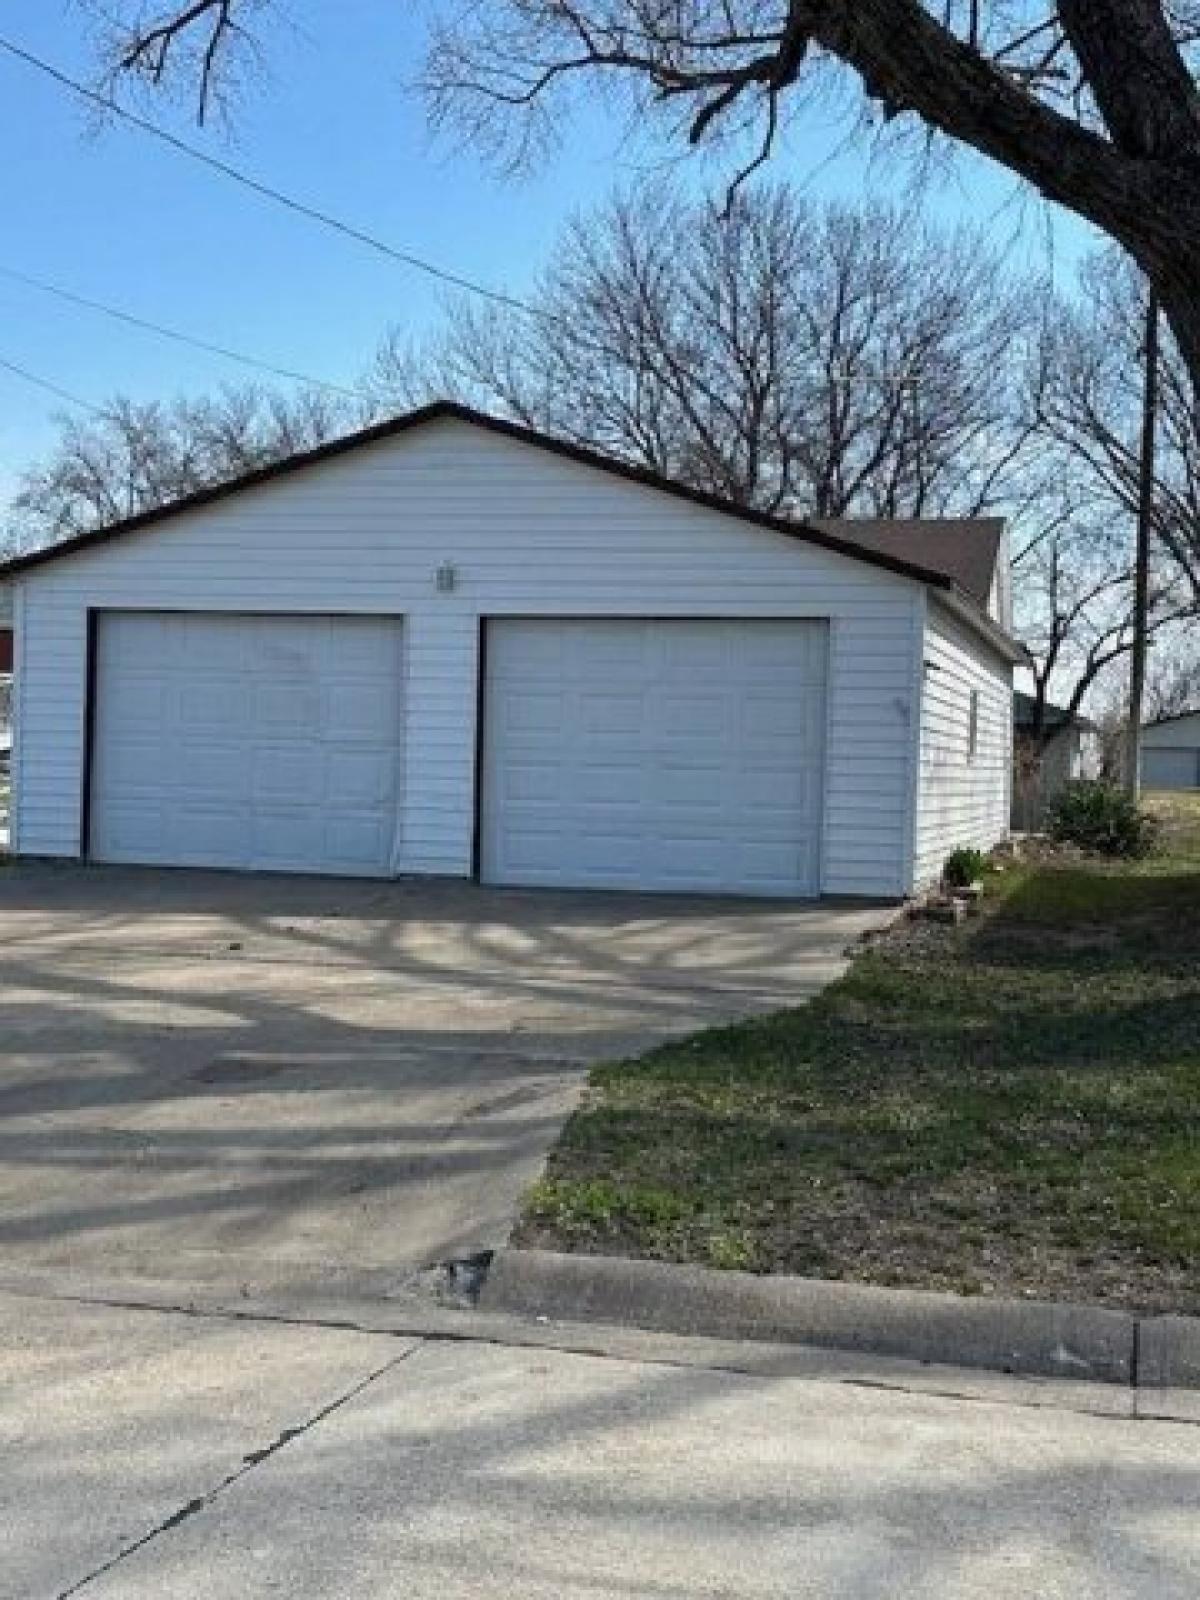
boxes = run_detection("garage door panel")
[178,678,246,731]
[661,631,729,678]
[106,677,169,728]
[501,825,573,875]
[251,745,323,804]
[100,800,167,856]
[656,763,724,808]
[327,748,396,806]
[736,765,812,810]
[575,830,647,877]
[181,743,252,797]
[741,692,818,742]
[324,813,394,868]
[91,613,403,875]
[580,692,645,737]
[482,620,827,896]
[171,806,255,863]
[501,762,565,804]
[657,692,732,744]
[572,629,650,678]
[254,682,319,735]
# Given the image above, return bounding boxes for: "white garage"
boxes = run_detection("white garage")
[89,612,404,874]
[480,619,827,894]
[1,402,1022,899]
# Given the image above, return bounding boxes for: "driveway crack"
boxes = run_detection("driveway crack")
[56,1343,420,1598]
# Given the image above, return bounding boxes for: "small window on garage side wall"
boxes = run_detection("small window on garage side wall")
[968,689,981,761]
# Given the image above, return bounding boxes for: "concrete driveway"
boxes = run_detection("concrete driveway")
[0,864,891,1298]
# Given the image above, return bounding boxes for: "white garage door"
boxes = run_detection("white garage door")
[481,619,827,896]
[90,613,403,874]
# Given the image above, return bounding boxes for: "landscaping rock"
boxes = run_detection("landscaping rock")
[920,897,968,925]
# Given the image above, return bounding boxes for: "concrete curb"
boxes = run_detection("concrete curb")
[1139,1316,1200,1390]
[480,1250,1200,1389]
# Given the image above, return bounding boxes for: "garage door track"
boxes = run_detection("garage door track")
[0,865,893,1302]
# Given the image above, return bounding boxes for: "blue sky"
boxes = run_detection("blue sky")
[0,2,1105,502]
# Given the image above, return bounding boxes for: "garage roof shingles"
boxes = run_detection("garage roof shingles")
[811,517,1004,609]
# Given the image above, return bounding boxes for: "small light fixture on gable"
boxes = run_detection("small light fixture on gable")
[435,560,458,594]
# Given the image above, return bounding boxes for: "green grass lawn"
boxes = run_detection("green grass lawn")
[516,792,1200,1313]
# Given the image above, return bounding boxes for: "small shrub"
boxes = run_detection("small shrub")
[943,846,987,888]
[1045,780,1160,858]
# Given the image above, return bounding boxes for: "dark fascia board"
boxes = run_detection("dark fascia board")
[0,401,951,585]
[0,400,1023,657]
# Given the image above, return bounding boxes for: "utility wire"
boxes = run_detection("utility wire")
[0,262,366,400]
[0,353,107,416]
[0,34,556,327]
[0,34,924,425]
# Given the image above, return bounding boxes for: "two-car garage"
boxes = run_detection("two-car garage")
[86,610,829,897]
[2,403,1021,899]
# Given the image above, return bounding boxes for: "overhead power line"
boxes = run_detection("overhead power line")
[0,353,107,416]
[0,33,928,427]
[0,34,552,326]
[0,262,365,400]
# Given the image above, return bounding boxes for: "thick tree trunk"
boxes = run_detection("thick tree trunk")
[805,0,1200,386]
[1151,275,1200,398]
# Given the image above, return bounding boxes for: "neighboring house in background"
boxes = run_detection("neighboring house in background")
[1011,691,1101,831]
[1142,711,1200,791]
[0,402,1022,898]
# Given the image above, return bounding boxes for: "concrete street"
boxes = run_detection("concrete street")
[2,1287,1197,1600]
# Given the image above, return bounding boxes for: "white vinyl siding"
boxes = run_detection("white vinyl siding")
[481,619,827,895]
[913,599,1013,887]
[12,416,927,896]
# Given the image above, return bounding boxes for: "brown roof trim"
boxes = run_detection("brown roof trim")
[0,400,965,588]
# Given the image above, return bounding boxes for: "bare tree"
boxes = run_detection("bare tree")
[370,187,1035,518]
[6,383,363,554]
[1012,264,1200,736]
[1013,509,1194,745]
[1035,251,1200,604]
[85,2,1200,392]
[1145,639,1200,719]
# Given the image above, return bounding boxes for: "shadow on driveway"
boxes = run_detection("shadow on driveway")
[0,864,892,1296]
